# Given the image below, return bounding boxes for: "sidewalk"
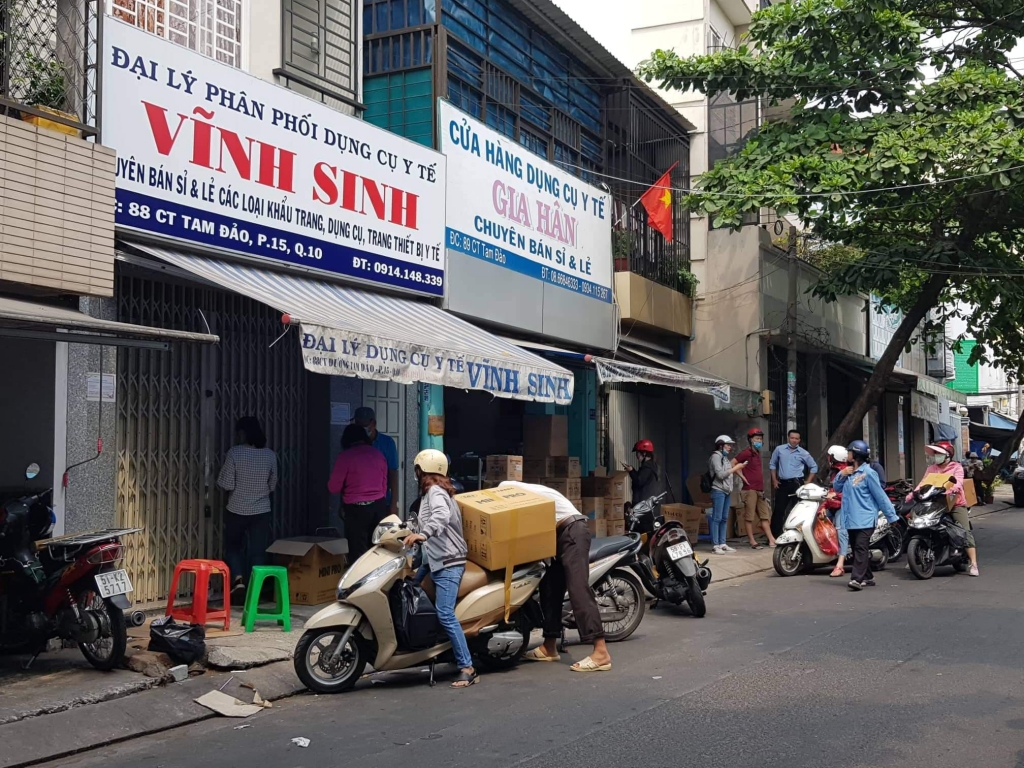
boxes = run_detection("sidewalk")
[693,535,776,584]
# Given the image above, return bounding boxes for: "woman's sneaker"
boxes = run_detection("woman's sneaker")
[969,564,980,577]
[712,545,724,554]
[721,544,737,552]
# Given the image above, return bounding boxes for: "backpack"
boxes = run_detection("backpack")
[700,470,714,494]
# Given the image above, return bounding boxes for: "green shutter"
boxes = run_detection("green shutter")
[363,70,434,147]
[950,340,979,394]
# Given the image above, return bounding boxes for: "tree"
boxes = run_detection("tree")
[637,0,1024,448]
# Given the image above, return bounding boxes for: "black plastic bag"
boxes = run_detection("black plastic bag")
[944,521,970,550]
[148,616,206,664]
[389,580,440,651]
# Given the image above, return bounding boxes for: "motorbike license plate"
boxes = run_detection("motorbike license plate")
[94,569,133,599]
[667,541,693,560]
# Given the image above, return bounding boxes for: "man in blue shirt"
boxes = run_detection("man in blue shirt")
[353,407,399,516]
[769,430,818,536]
[833,440,899,590]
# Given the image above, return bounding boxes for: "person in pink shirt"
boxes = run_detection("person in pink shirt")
[906,441,979,576]
[329,423,389,563]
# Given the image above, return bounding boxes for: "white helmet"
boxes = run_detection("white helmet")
[414,449,448,476]
[827,445,848,463]
[715,434,736,446]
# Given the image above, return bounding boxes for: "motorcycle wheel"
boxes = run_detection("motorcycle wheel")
[773,543,803,577]
[599,569,645,643]
[907,539,936,580]
[475,613,530,671]
[685,575,706,618]
[76,590,127,672]
[889,525,905,561]
[294,628,369,693]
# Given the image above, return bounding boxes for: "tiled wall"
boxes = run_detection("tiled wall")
[0,115,116,296]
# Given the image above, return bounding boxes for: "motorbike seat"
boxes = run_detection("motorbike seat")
[420,560,490,602]
[589,535,637,563]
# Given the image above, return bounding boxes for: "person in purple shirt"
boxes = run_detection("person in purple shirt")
[329,423,388,562]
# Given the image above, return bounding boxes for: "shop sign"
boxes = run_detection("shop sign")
[102,20,446,296]
[910,390,939,423]
[299,326,575,405]
[438,101,612,304]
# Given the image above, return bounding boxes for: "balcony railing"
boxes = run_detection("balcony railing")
[0,0,100,135]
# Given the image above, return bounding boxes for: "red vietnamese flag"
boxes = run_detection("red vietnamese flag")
[639,162,678,242]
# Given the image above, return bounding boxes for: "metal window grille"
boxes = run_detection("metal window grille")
[280,0,358,103]
[0,0,100,132]
[108,0,242,67]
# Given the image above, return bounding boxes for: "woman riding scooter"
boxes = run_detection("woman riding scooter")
[401,450,478,688]
[906,441,979,577]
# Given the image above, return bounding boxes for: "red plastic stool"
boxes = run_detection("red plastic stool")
[165,559,231,631]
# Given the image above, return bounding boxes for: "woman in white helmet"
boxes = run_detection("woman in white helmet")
[402,450,477,688]
[708,435,747,554]
[825,445,851,577]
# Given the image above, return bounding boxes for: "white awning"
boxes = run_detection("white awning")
[134,245,575,405]
[0,295,218,348]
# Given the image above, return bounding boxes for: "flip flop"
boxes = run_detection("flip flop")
[570,656,612,673]
[830,567,844,577]
[749,543,763,550]
[451,670,479,688]
[524,648,561,663]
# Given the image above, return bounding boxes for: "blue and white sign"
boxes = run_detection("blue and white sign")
[439,101,612,303]
[102,20,446,296]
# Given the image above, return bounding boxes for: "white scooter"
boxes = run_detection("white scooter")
[773,483,892,577]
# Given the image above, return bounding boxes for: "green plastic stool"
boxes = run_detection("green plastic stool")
[242,566,291,632]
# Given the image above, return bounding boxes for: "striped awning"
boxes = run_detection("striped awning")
[133,245,575,405]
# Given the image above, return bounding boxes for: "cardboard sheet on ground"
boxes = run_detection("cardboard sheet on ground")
[195,690,265,718]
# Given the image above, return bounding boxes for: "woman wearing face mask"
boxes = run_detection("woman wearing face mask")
[709,436,746,554]
[906,441,979,576]
[825,445,851,577]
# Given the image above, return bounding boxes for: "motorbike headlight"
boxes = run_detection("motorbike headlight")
[371,521,397,544]
[910,511,940,529]
[337,556,404,600]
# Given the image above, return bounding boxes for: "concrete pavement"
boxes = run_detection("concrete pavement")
[28,505,1022,768]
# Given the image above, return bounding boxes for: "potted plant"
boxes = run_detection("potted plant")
[612,229,631,272]
[18,52,80,137]
[676,266,700,298]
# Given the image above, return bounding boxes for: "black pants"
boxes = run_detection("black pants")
[772,479,802,537]
[224,512,271,586]
[540,519,604,643]
[343,498,388,564]
[849,527,874,584]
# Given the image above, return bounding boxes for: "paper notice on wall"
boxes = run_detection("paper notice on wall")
[330,402,351,425]
[86,373,116,403]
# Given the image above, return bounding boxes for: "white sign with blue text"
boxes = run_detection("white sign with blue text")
[438,101,612,303]
[101,20,446,296]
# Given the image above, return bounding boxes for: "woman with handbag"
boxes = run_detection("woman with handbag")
[401,450,477,688]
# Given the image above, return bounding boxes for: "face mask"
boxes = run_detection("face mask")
[753,441,763,450]
[928,454,945,465]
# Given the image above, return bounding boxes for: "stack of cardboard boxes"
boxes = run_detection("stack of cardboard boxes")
[582,470,629,537]
[485,454,523,487]
[518,415,584,512]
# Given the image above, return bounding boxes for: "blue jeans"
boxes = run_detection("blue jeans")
[709,490,731,547]
[827,511,850,557]
[431,565,473,669]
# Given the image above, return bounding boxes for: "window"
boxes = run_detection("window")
[280,0,359,104]
[110,0,242,67]
[708,90,759,168]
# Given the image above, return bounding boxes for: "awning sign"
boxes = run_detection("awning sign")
[102,20,446,296]
[594,358,730,404]
[300,325,574,405]
[910,390,939,423]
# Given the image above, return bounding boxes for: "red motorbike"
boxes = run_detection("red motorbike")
[0,478,139,670]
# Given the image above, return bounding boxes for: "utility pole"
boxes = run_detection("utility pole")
[786,224,799,433]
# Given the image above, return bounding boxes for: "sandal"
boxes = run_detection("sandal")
[570,656,612,673]
[830,566,844,577]
[749,543,763,550]
[451,670,479,688]
[524,648,561,663]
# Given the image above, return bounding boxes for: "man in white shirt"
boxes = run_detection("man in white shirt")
[499,481,612,673]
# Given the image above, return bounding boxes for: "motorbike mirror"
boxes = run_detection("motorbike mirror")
[25,463,40,479]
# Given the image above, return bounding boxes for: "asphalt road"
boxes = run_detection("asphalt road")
[42,508,1024,768]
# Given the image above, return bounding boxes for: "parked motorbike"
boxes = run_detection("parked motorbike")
[773,483,891,576]
[0,464,139,670]
[883,479,916,560]
[558,529,647,648]
[293,515,546,693]
[624,492,711,617]
[905,483,972,580]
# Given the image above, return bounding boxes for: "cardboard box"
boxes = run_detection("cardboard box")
[486,455,523,482]
[662,503,704,542]
[455,487,557,570]
[523,415,569,457]
[266,536,349,606]
[523,457,580,479]
[920,472,978,508]
[581,475,606,497]
[964,478,979,507]
[587,518,608,537]
[604,501,625,521]
[522,458,547,481]
[607,519,626,536]
[603,472,629,503]
[593,466,608,477]
[541,477,582,499]
[571,498,583,512]
[581,497,604,519]
[687,473,713,508]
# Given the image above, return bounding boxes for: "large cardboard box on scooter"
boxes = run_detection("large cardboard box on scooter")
[455,487,557,570]
[920,473,977,508]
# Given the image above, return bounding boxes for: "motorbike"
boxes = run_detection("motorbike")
[773,483,892,577]
[293,514,546,693]
[905,483,972,580]
[558,529,647,649]
[883,479,916,561]
[624,492,711,617]
[0,464,139,670]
